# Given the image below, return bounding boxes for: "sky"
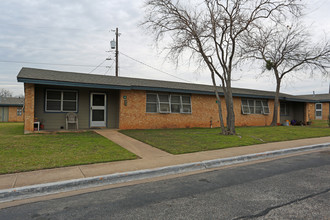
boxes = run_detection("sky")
[0,0,330,97]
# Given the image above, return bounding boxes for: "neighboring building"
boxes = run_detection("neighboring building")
[0,96,24,122]
[296,94,330,121]
[17,67,330,133]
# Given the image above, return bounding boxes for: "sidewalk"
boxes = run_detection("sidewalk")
[1,130,330,191]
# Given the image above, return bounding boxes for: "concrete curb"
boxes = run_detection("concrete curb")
[1,143,329,203]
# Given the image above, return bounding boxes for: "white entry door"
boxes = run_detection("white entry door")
[315,103,322,120]
[90,93,107,127]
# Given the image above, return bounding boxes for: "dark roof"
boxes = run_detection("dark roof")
[16,67,324,102]
[0,97,24,106]
[297,94,330,102]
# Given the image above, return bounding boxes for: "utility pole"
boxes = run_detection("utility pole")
[115,27,119,77]
[110,27,120,77]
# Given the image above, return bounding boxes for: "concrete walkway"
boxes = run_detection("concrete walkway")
[1,130,330,191]
[95,130,171,159]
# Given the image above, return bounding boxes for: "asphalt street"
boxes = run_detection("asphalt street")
[1,150,329,219]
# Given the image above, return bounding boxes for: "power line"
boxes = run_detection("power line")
[0,60,107,68]
[0,23,107,32]
[89,59,107,73]
[104,60,115,75]
[119,52,190,83]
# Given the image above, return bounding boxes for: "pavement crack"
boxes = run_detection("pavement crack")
[11,174,18,188]
[78,166,86,178]
[232,187,330,220]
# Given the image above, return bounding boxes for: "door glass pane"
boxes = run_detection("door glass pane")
[92,110,104,121]
[316,103,322,110]
[93,94,105,106]
[316,111,322,117]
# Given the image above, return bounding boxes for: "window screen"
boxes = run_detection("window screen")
[146,94,158,113]
[46,90,77,112]
[242,99,269,115]
[158,94,170,113]
[146,93,192,114]
[171,95,181,113]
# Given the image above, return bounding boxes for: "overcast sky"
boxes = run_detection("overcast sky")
[0,0,329,97]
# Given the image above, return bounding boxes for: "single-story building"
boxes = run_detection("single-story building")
[0,96,24,122]
[17,67,330,133]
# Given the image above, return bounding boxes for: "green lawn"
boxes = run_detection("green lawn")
[0,123,136,174]
[310,120,329,128]
[120,126,330,154]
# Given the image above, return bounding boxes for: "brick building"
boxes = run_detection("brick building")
[17,67,330,133]
[0,97,24,122]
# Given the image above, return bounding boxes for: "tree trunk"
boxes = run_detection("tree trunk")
[211,72,226,134]
[271,75,281,126]
[223,81,236,135]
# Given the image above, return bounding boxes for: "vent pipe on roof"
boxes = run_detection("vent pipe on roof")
[313,91,315,97]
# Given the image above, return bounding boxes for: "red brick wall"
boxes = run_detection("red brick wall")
[303,102,330,121]
[322,102,329,120]
[118,90,274,129]
[24,83,35,133]
[8,106,24,122]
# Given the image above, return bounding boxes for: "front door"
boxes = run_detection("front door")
[315,103,322,120]
[90,93,107,127]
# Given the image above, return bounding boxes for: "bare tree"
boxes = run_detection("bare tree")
[0,88,13,97]
[243,21,330,125]
[143,0,301,135]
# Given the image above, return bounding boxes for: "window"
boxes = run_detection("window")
[181,96,192,113]
[170,95,181,113]
[262,100,270,114]
[280,103,288,115]
[241,99,269,115]
[17,107,22,116]
[46,90,78,112]
[146,94,158,113]
[315,103,322,119]
[146,93,192,114]
[158,94,170,113]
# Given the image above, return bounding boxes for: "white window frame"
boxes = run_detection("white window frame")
[262,100,270,114]
[315,103,322,119]
[181,95,192,114]
[45,89,78,112]
[17,107,22,116]
[146,93,159,113]
[241,99,269,115]
[146,93,192,114]
[158,94,171,113]
[170,94,181,113]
